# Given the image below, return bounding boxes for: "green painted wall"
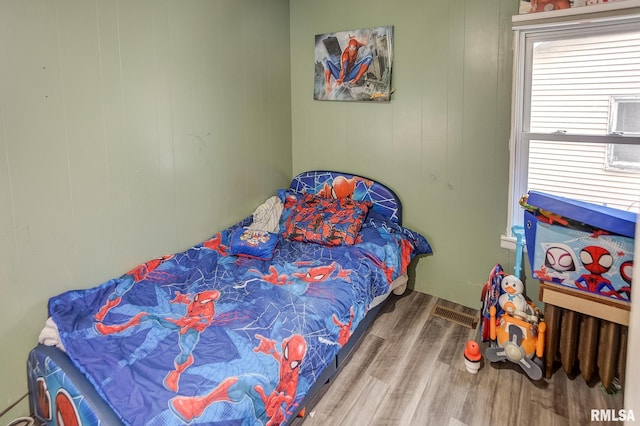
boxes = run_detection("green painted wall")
[290,0,521,306]
[0,0,291,419]
[1,0,528,420]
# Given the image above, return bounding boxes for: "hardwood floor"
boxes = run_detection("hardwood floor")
[291,290,624,426]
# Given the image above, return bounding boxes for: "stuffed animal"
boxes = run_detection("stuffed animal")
[498,275,530,314]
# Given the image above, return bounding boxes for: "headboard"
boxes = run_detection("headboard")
[289,170,403,225]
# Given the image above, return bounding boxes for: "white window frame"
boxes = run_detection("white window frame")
[607,96,640,173]
[503,13,640,250]
[609,95,640,137]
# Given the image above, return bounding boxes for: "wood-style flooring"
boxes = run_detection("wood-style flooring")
[290,290,624,426]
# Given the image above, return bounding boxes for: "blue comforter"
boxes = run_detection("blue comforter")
[49,215,431,425]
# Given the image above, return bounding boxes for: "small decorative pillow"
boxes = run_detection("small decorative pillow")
[229,227,279,260]
[282,193,371,246]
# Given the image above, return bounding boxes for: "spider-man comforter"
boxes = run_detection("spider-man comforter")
[49,215,431,426]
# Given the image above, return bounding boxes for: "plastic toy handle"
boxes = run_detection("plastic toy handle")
[489,306,497,341]
[511,225,525,279]
[536,321,546,359]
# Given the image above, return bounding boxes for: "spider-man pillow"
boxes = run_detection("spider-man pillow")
[277,189,302,233]
[281,192,371,246]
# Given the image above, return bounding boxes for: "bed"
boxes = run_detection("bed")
[26,170,432,426]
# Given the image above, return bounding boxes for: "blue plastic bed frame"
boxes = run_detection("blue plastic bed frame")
[26,170,405,425]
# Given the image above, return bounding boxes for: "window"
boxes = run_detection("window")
[610,96,640,136]
[607,96,640,172]
[506,14,640,246]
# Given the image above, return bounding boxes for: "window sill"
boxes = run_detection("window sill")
[501,234,516,251]
[512,0,640,24]
[501,234,528,253]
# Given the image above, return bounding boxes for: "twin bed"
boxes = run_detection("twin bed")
[26,170,432,426]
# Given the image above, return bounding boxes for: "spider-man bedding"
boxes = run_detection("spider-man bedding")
[27,171,432,426]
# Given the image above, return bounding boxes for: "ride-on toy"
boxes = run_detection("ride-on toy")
[483,226,546,380]
[484,303,546,380]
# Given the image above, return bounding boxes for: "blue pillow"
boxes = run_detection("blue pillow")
[229,227,279,260]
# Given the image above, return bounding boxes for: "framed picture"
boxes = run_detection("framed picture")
[314,25,394,102]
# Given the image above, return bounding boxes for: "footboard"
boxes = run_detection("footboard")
[27,344,123,425]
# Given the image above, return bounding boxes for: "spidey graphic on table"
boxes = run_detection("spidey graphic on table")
[575,245,624,299]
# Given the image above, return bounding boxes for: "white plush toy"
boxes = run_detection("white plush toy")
[498,275,530,314]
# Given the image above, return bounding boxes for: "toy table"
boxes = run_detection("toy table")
[539,281,630,390]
